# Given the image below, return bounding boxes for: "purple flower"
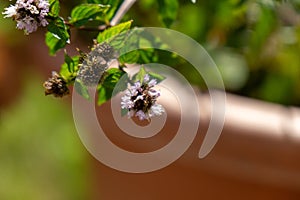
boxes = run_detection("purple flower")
[121,94,134,109]
[149,104,165,117]
[148,79,157,87]
[135,110,147,121]
[2,0,50,34]
[121,74,165,121]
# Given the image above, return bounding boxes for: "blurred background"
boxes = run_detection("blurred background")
[0,0,300,199]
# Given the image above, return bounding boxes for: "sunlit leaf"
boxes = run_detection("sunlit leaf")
[47,17,70,42]
[60,55,80,83]
[97,20,132,44]
[64,53,75,73]
[133,66,147,83]
[46,17,70,55]
[70,4,110,27]
[48,0,60,17]
[45,32,67,56]
[87,0,121,21]
[148,71,166,83]
[119,50,140,64]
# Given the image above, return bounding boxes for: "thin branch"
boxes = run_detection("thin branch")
[110,0,137,26]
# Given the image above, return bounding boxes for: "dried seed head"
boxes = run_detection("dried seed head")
[43,71,69,97]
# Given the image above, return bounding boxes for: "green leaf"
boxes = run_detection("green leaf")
[119,50,140,64]
[47,17,70,42]
[70,4,110,27]
[121,108,128,117]
[97,20,132,44]
[46,17,70,55]
[48,0,60,17]
[87,0,103,3]
[64,52,75,73]
[87,0,120,20]
[133,66,147,83]
[102,0,121,21]
[131,66,165,84]
[138,49,157,63]
[148,71,166,83]
[97,68,127,105]
[74,79,90,100]
[158,0,179,27]
[60,55,80,83]
[45,32,67,56]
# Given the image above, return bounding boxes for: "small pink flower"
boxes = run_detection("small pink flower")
[2,0,50,34]
[121,73,165,121]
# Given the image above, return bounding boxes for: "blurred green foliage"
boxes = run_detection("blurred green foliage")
[0,0,299,198]
[2,0,300,105]
[0,76,88,200]
[129,0,300,105]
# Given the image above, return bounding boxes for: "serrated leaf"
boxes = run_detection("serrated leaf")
[97,20,132,44]
[45,31,67,55]
[48,0,60,17]
[70,4,110,27]
[87,0,120,20]
[64,52,75,73]
[97,86,108,105]
[158,0,179,27]
[60,55,80,83]
[46,17,69,55]
[133,66,147,83]
[74,79,90,100]
[138,49,157,63]
[131,67,164,83]
[119,50,140,64]
[97,68,127,105]
[47,17,70,43]
[102,0,121,21]
[148,71,165,83]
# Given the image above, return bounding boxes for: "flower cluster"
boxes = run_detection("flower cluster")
[43,71,69,97]
[2,0,50,34]
[77,42,116,86]
[121,74,165,121]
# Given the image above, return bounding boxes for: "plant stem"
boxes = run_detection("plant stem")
[110,0,137,26]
